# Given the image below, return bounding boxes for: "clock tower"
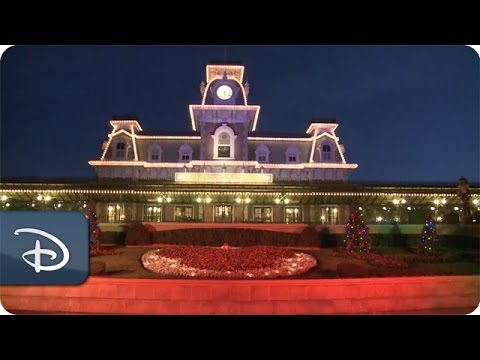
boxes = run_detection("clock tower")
[189,63,261,161]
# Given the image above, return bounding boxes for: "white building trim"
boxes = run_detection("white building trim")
[212,124,237,160]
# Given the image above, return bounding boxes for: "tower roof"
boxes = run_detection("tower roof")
[206,64,245,83]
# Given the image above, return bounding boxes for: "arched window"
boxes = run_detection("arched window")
[285,145,300,163]
[115,141,126,158]
[148,144,162,162]
[212,124,236,159]
[255,144,270,163]
[322,144,332,161]
[178,144,193,162]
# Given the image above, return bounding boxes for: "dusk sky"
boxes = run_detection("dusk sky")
[1,45,478,183]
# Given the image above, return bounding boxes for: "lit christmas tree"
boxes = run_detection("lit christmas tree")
[87,200,102,248]
[418,215,438,255]
[343,205,371,252]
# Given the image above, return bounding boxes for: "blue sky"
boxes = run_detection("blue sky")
[1,45,478,183]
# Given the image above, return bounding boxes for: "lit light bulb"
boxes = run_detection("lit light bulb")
[236,198,241,204]
[245,198,251,204]
[157,197,163,203]
[205,197,212,203]
[284,198,290,204]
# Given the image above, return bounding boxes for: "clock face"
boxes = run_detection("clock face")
[216,85,233,100]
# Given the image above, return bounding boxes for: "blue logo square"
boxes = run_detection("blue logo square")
[0,211,89,285]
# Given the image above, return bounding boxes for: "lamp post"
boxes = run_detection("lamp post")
[274,196,292,223]
[235,196,251,222]
[432,199,445,223]
[457,177,472,224]
[392,199,406,223]
[156,194,172,222]
[196,195,211,222]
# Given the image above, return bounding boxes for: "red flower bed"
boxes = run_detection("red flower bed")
[142,245,317,279]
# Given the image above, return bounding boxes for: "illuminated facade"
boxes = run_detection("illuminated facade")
[89,64,358,182]
[1,63,479,225]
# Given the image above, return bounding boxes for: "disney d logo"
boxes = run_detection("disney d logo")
[15,228,70,273]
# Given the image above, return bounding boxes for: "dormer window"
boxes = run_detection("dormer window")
[115,141,126,158]
[178,144,193,162]
[255,144,270,163]
[321,143,332,161]
[286,145,300,163]
[212,124,236,159]
[148,144,162,162]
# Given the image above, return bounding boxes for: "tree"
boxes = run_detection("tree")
[418,215,439,255]
[343,205,371,252]
[87,200,102,248]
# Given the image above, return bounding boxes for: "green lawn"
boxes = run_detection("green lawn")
[90,245,480,279]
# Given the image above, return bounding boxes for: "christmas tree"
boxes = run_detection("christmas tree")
[87,200,102,248]
[343,206,371,252]
[417,215,438,255]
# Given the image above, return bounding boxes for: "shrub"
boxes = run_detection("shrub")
[319,227,338,248]
[151,228,301,247]
[125,222,153,245]
[101,232,126,245]
[298,226,318,247]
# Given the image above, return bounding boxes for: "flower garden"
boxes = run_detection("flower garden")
[141,245,317,279]
[87,203,479,280]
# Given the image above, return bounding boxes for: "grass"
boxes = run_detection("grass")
[90,245,480,279]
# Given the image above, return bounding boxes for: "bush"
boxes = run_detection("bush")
[151,228,300,247]
[298,226,318,247]
[125,222,153,245]
[319,227,338,248]
[101,232,126,245]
